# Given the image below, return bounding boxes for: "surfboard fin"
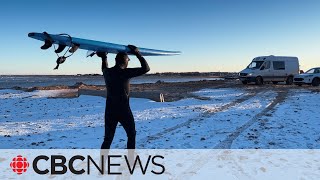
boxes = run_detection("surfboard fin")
[41,40,52,50]
[86,50,96,58]
[41,32,53,50]
[55,44,67,53]
[69,43,80,53]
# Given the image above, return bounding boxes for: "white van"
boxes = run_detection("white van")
[239,56,299,85]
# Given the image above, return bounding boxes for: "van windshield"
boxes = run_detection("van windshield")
[247,61,264,69]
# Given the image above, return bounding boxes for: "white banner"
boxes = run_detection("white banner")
[0,149,319,180]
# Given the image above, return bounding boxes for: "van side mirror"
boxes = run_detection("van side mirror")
[260,66,265,70]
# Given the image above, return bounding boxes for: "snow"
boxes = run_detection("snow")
[0,88,319,149]
[143,90,277,148]
[232,89,320,149]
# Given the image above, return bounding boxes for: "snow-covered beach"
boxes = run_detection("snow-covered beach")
[1,83,319,149]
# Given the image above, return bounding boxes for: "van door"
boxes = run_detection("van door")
[259,61,272,81]
[272,61,286,81]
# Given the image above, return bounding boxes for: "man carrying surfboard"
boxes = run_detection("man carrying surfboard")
[97,45,150,149]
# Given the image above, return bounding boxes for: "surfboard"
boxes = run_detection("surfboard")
[28,32,181,56]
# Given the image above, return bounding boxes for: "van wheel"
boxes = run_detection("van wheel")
[312,78,320,86]
[255,76,263,85]
[286,76,294,85]
[272,81,278,84]
[242,81,248,85]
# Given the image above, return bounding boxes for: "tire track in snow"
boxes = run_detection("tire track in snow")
[174,89,289,180]
[214,89,289,149]
[139,89,265,148]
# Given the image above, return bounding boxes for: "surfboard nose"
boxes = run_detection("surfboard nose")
[28,32,35,37]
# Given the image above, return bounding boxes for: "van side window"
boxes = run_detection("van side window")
[265,61,270,69]
[273,61,285,70]
[260,61,270,70]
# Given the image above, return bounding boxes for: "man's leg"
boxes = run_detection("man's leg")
[119,110,136,149]
[101,113,118,149]
[119,110,136,170]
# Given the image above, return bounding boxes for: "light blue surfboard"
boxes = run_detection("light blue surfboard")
[28,32,181,56]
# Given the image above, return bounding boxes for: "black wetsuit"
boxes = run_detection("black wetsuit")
[101,54,150,149]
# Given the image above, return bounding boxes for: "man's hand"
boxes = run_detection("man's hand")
[128,45,141,56]
[96,51,108,59]
[99,51,108,70]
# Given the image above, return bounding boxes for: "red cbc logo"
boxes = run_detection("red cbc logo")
[10,155,30,175]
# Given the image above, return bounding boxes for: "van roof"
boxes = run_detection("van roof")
[254,56,298,61]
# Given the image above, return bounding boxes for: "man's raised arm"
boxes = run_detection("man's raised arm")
[97,52,108,71]
[128,45,150,73]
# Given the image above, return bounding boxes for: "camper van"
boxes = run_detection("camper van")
[239,56,299,85]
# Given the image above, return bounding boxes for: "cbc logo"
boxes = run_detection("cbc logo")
[10,155,30,175]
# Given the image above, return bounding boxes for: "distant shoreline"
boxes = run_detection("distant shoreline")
[0,72,239,77]
[0,74,236,89]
